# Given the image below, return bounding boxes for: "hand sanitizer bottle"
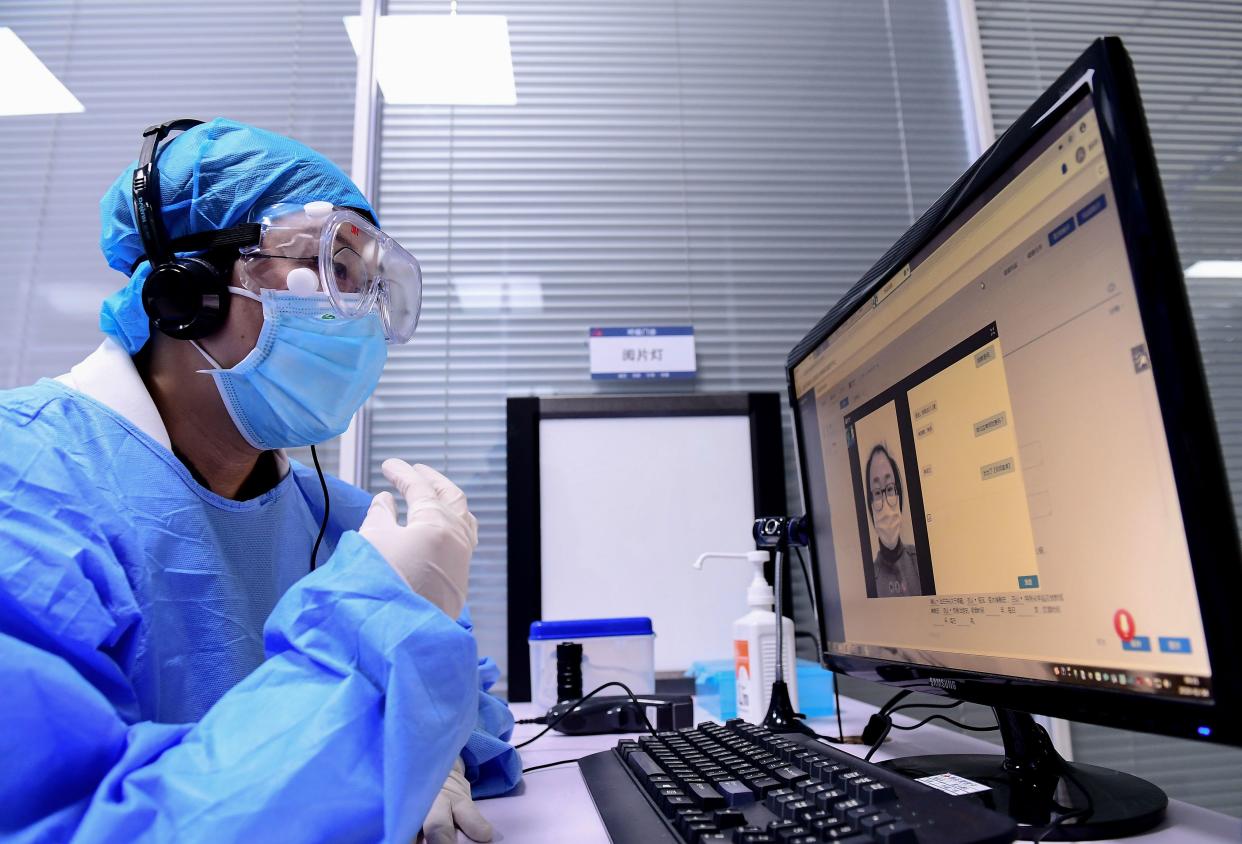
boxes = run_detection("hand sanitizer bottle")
[694,551,798,724]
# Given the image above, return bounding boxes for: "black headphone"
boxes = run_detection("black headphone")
[132,119,260,341]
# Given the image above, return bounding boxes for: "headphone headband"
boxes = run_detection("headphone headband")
[131,118,204,270]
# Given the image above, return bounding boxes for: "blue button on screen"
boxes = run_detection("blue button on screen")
[1076,194,1107,226]
[1122,636,1151,652]
[1048,217,1076,246]
[1018,575,1040,589]
[1158,637,1192,654]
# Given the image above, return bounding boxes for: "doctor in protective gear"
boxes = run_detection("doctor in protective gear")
[0,118,520,842]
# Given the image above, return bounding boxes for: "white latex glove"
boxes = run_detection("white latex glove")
[359,459,478,619]
[421,758,494,844]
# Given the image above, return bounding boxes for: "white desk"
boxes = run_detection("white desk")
[477,698,1242,843]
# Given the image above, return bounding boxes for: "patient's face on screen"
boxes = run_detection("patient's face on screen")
[868,447,903,551]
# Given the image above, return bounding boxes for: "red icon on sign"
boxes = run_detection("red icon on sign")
[1114,609,1136,642]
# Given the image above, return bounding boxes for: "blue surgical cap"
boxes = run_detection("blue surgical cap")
[99,118,376,354]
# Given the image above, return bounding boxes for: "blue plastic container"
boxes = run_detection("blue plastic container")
[689,658,835,720]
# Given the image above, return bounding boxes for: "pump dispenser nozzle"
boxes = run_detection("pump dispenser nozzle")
[693,551,773,609]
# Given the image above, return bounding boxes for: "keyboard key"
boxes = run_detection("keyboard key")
[717,780,757,806]
[771,766,811,786]
[781,799,812,822]
[832,798,863,821]
[662,795,694,816]
[860,811,895,830]
[766,820,799,834]
[688,782,727,809]
[813,788,849,812]
[808,816,846,837]
[750,777,781,797]
[860,782,897,805]
[836,771,863,791]
[768,791,801,816]
[846,777,877,800]
[713,809,747,829]
[794,806,823,826]
[799,809,831,826]
[799,781,830,800]
[874,821,918,844]
[791,751,820,768]
[686,821,721,842]
[768,823,811,843]
[843,806,876,825]
[814,762,848,782]
[675,812,710,837]
[626,751,664,778]
[765,787,795,806]
[735,833,775,844]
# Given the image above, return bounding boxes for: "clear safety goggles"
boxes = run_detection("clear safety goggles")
[235,201,422,344]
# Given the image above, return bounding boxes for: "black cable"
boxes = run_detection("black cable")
[890,714,998,733]
[514,681,656,750]
[792,547,821,652]
[888,701,963,717]
[309,444,330,573]
[1034,808,1087,843]
[863,720,892,762]
[522,758,582,774]
[863,700,999,761]
[1031,757,1095,841]
[833,681,845,743]
[791,546,848,744]
[862,690,916,760]
[878,690,913,717]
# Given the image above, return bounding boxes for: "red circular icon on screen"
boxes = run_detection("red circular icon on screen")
[1114,609,1136,642]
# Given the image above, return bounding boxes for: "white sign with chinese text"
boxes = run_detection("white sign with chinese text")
[588,326,696,380]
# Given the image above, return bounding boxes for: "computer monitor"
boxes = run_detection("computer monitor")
[787,38,1241,838]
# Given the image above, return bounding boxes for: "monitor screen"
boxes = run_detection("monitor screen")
[790,91,1213,705]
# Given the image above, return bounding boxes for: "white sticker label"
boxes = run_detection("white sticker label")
[588,326,697,380]
[916,773,991,796]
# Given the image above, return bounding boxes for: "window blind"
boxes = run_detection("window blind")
[0,0,359,469]
[974,0,1242,817]
[368,0,972,689]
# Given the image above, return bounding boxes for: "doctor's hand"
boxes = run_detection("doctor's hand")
[420,758,494,844]
[359,459,478,619]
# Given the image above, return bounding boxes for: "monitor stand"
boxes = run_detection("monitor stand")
[878,708,1167,840]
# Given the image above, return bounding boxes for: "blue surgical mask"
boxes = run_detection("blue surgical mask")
[192,287,388,450]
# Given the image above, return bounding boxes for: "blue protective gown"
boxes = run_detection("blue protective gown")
[0,377,520,842]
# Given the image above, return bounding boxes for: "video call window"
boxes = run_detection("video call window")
[848,401,932,598]
[845,323,1040,600]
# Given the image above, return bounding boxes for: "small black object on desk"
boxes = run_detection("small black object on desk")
[543,693,694,735]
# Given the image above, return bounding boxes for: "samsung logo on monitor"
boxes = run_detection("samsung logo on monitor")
[929,678,959,691]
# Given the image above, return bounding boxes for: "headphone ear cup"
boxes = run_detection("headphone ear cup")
[141,257,231,341]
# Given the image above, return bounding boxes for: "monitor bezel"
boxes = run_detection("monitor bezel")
[786,37,1242,747]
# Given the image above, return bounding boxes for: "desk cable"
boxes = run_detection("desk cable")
[516,681,657,774]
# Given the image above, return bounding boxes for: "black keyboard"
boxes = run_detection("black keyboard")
[579,719,1015,843]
